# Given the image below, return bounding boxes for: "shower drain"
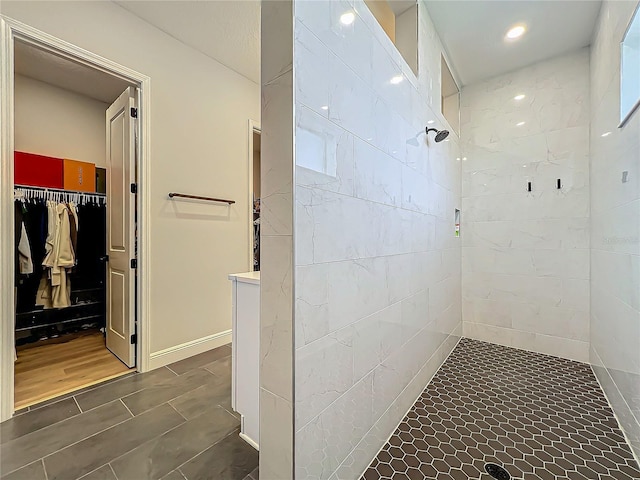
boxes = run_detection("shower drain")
[484,463,511,480]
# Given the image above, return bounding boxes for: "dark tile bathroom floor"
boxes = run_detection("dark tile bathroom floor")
[363,338,640,480]
[0,344,259,480]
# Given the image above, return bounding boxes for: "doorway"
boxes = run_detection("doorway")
[0,17,151,420]
[248,121,261,272]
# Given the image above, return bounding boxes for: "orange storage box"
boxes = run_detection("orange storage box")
[63,159,96,192]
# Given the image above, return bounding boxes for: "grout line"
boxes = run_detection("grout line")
[165,365,179,376]
[109,463,119,480]
[590,347,640,467]
[36,407,140,466]
[177,468,188,480]
[41,459,49,480]
[119,399,135,418]
[172,427,241,475]
[73,396,84,414]
[167,402,188,422]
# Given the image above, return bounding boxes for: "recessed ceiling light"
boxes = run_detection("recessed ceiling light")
[321,105,329,110]
[390,75,404,84]
[462,157,467,161]
[427,120,435,125]
[340,11,355,25]
[514,94,526,101]
[516,121,526,126]
[506,25,526,40]
[601,131,612,137]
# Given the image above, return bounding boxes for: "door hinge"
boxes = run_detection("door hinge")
[130,107,138,118]
[131,259,137,269]
[130,334,137,344]
[131,183,137,194]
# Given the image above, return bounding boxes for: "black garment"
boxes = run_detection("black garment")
[16,201,47,312]
[74,202,106,290]
[14,201,23,283]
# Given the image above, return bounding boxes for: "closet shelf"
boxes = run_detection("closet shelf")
[15,314,104,333]
[16,300,105,317]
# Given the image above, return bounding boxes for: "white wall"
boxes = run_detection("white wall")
[460,49,591,363]
[15,74,109,167]
[2,2,259,360]
[292,1,461,478]
[589,0,640,460]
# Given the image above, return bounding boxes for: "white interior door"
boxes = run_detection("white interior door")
[105,87,136,367]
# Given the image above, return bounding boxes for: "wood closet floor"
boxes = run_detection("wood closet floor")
[14,331,133,410]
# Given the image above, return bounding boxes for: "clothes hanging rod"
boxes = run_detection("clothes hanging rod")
[168,192,235,205]
[14,184,106,196]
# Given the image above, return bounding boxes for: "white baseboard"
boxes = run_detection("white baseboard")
[148,330,232,370]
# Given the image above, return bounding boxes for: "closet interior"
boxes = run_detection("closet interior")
[252,130,261,271]
[12,40,135,409]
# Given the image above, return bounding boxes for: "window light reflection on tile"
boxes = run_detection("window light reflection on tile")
[297,128,337,177]
[340,11,355,26]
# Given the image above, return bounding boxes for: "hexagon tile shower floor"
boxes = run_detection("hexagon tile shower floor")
[362,339,640,480]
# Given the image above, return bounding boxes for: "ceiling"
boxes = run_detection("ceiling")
[115,1,260,83]
[15,40,133,103]
[425,1,602,86]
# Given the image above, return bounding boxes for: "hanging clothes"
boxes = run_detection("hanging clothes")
[14,187,106,315]
[41,202,76,308]
[17,223,33,275]
[16,200,47,312]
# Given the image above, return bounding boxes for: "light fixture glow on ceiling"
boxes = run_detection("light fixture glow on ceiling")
[601,131,612,137]
[390,75,404,84]
[427,120,435,124]
[340,11,355,25]
[321,105,329,110]
[514,94,526,101]
[505,25,526,40]
[516,121,526,126]
[462,157,467,161]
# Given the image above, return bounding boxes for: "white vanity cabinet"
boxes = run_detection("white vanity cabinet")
[228,272,260,450]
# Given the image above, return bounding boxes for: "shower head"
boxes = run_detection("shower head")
[426,127,450,143]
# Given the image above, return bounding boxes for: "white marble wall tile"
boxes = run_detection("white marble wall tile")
[261,235,294,401]
[463,272,563,307]
[262,0,293,84]
[295,329,355,428]
[462,298,513,329]
[400,289,430,345]
[591,200,640,255]
[512,304,590,342]
[463,322,589,363]
[532,248,590,279]
[591,249,640,311]
[261,72,294,237]
[328,54,376,143]
[260,389,293,479]
[261,3,294,477]
[296,373,374,480]
[462,218,590,250]
[295,23,330,117]
[353,137,402,207]
[560,278,590,310]
[591,284,640,373]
